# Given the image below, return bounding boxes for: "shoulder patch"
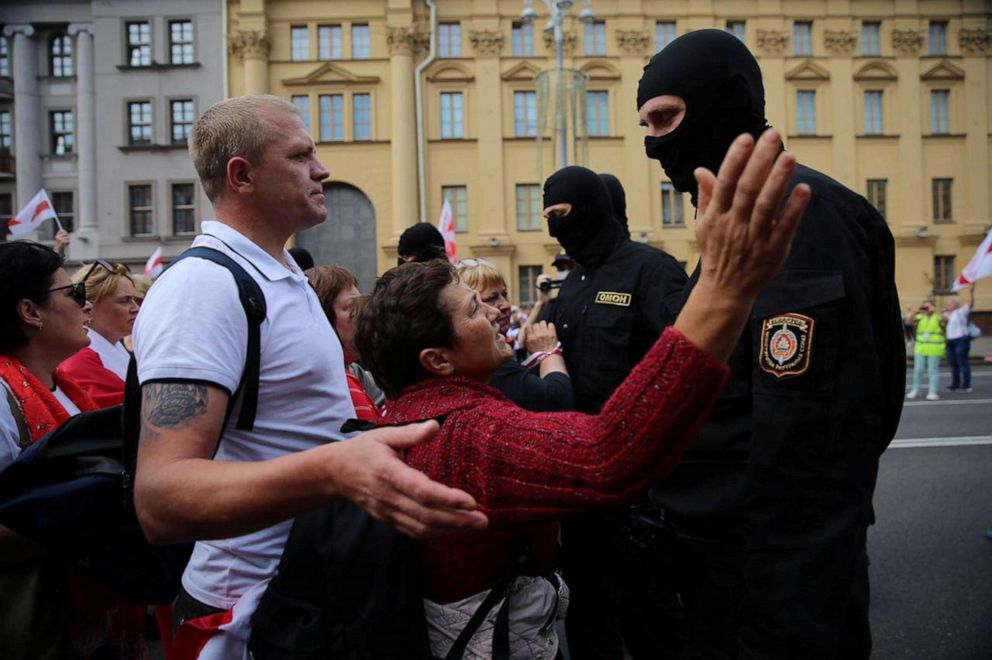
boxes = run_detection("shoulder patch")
[759,312,814,378]
[594,291,632,307]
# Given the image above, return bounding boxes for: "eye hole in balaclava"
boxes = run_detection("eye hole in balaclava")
[542,166,618,268]
[637,29,770,206]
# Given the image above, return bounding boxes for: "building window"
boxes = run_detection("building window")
[586,91,609,136]
[655,21,677,51]
[0,193,11,239]
[930,90,949,134]
[128,101,153,146]
[51,191,74,234]
[292,95,310,133]
[518,265,542,306]
[932,178,952,224]
[516,184,542,231]
[864,90,883,134]
[318,25,342,60]
[0,110,11,152]
[172,183,196,235]
[351,24,370,59]
[440,92,464,139]
[353,93,371,140]
[50,110,74,154]
[170,20,194,65]
[442,185,468,232]
[661,182,684,227]
[726,21,746,43]
[928,21,947,56]
[291,26,309,61]
[861,21,880,56]
[319,94,344,141]
[128,184,154,235]
[512,22,534,56]
[0,38,9,78]
[126,21,151,66]
[170,99,194,145]
[513,91,537,137]
[793,21,812,56]
[51,34,73,77]
[796,90,816,135]
[933,255,955,292]
[438,23,461,58]
[866,179,887,219]
[584,21,606,56]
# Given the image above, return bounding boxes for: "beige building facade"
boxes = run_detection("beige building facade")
[226,0,990,317]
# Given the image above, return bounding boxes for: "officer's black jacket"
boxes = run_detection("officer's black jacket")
[545,236,688,414]
[649,164,905,655]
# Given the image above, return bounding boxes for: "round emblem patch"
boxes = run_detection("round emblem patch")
[759,313,814,378]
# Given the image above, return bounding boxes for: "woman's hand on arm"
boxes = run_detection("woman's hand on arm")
[674,129,810,363]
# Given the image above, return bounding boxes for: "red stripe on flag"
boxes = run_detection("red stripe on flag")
[31,200,51,222]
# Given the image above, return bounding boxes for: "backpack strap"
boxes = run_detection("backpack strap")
[3,384,31,451]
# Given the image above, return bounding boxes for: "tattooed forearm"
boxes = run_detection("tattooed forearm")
[142,383,209,429]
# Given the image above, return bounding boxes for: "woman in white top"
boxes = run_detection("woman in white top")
[944,284,976,392]
[59,260,140,407]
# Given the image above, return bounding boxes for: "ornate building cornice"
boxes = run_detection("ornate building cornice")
[891,29,923,55]
[543,30,577,56]
[387,26,418,56]
[229,30,271,60]
[615,30,650,56]
[824,30,857,55]
[469,29,504,57]
[959,28,991,55]
[756,29,789,55]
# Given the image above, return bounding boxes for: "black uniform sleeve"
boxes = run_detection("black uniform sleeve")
[640,254,688,336]
[488,359,574,412]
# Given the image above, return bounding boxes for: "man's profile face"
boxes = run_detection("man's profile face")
[638,94,687,138]
[253,109,331,232]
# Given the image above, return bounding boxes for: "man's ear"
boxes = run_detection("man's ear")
[227,156,255,195]
[419,347,455,377]
[16,299,43,329]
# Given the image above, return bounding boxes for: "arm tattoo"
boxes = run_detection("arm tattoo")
[142,382,209,429]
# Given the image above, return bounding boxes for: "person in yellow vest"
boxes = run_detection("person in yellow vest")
[908,300,946,400]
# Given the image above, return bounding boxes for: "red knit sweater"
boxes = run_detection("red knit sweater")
[382,327,729,602]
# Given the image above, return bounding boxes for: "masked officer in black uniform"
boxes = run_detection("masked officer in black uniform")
[541,166,688,657]
[633,29,905,659]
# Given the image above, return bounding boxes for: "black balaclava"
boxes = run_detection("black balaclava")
[543,166,619,268]
[598,173,630,239]
[637,29,770,206]
[397,223,446,263]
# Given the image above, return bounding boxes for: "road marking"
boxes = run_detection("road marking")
[904,398,992,406]
[890,436,992,448]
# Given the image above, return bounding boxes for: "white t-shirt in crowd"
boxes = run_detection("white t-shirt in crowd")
[0,379,81,470]
[87,328,131,380]
[132,220,355,612]
[945,304,971,340]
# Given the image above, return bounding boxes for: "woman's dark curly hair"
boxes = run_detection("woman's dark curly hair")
[355,260,457,398]
[0,241,63,353]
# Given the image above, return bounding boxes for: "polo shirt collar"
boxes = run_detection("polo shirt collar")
[200,220,306,283]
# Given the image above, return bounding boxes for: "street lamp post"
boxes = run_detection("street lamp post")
[520,0,596,169]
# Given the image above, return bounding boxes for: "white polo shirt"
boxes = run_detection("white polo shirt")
[133,220,355,611]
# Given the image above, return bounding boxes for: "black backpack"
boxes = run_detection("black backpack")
[0,246,266,604]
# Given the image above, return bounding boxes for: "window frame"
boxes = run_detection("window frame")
[584,21,606,56]
[351,24,370,59]
[866,179,887,220]
[50,190,75,235]
[318,94,345,142]
[726,20,746,43]
[0,37,9,78]
[661,181,684,228]
[933,255,955,293]
[291,95,311,133]
[169,98,195,145]
[169,180,197,236]
[515,184,542,232]
[50,110,74,155]
[513,90,537,137]
[127,182,156,237]
[439,91,464,140]
[126,99,154,147]
[352,92,372,141]
[861,21,881,56]
[518,265,542,306]
[290,25,310,61]
[795,89,817,136]
[168,19,195,65]
[655,21,677,51]
[50,33,74,77]
[441,185,469,233]
[586,90,610,137]
[0,110,12,152]
[863,90,883,135]
[793,21,813,57]
[929,89,950,135]
[511,22,534,57]
[438,23,461,58]
[932,178,952,224]
[125,20,152,67]
[928,21,948,56]
[318,24,342,60]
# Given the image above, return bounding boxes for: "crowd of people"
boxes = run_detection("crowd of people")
[0,29,915,660]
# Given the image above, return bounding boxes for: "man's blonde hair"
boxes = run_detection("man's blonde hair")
[189,95,300,201]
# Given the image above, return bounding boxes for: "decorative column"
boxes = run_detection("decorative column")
[3,25,41,211]
[617,29,654,243]
[387,26,419,237]
[892,28,925,236]
[824,28,856,188]
[960,26,990,238]
[469,28,508,244]
[229,30,271,95]
[67,24,98,259]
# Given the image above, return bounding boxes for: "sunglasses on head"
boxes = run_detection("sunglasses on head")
[48,281,88,308]
[83,259,116,284]
[458,258,481,268]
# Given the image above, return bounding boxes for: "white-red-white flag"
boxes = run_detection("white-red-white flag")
[952,228,992,291]
[8,189,59,236]
[437,198,457,264]
[144,246,164,278]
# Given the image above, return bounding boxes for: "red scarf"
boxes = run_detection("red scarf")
[0,355,98,442]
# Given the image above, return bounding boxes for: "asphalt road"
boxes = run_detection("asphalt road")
[868,364,992,659]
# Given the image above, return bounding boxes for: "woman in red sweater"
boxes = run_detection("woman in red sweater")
[353,132,810,658]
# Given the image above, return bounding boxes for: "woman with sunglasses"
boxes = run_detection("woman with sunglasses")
[0,240,121,659]
[59,259,141,407]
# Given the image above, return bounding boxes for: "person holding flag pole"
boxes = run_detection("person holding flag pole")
[943,227,992,393]
[6,189,70,257]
